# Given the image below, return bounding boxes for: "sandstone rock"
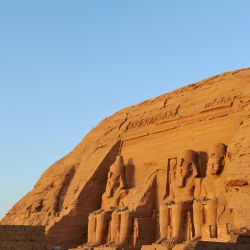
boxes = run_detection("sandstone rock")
[1,67,250,250]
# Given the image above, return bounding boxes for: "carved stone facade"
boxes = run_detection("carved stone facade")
[71,142,250,250]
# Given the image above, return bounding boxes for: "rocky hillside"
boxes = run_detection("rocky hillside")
[1,67,250,250]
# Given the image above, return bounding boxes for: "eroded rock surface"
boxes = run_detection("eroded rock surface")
[1,67,250,250]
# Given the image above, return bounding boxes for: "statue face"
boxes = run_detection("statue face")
[176,160,190,178]
[207,155,223,175]
[106,172,120,197]
[107,172,120,190]
[175,159,191,188]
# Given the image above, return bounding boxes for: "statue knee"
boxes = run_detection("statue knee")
[97,213,106,222]
[111,212,119,221]
[160,205,168,213]
[88,214,95,222]
[193,201,202,211]
[122,211,132,221]
[172,204,182,213]
[207,199,217,208]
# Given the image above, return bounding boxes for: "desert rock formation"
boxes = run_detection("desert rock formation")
[1,67,250,250]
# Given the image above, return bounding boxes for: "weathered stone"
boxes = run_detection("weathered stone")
[0,225,45,250]
[1,67,250,250]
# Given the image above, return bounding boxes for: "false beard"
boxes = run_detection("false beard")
[106,186,113,197]
[176,176,184,188]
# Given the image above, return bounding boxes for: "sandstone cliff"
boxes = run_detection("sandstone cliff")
[1,67,250,250]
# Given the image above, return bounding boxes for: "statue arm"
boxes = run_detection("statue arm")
[120,189,128,198]
[162,184,175,205]
[101,192,105,210]
[168,183,175,201]
[200,179,207,197]
[195,179,207,201]
[194,178,202,198]
[118,189,129,207]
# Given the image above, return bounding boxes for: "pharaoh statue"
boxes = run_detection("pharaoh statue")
[104,172,156,247]
[81,155,128,248]
[154,150,201,244]
[192,143,226,241]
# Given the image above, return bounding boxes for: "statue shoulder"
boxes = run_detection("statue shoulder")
[201,176,211,189]
[194,177,202,185]
[118,188,129,198]
[102,191,107,199]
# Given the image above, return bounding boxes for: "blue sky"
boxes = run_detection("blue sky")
[0,1,249,220]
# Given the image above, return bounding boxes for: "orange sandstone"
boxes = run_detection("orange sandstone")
[1,68,250,250]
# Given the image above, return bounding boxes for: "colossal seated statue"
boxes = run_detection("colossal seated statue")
[81,155,128,248]
[104,173,156,247]
[155,149,201,244]
[192,143,226,241]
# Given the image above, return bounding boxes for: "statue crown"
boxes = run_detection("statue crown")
[109,155,125,177]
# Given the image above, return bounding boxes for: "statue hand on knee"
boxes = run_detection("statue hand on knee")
[195,196,207,202]
[163,200,175,206]
[91,209,104,215]
[116,206,128,212]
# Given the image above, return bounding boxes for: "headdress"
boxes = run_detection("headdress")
[109,155,126,188]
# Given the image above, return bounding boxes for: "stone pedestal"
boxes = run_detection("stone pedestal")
[69,247,141,250]
[142,240,250,250]
[202,224,230,242]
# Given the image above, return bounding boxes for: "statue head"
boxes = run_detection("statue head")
[207,153,225,175]
[207,143,226,175]
[175,149,198,188]
[106,155,126,197]
[208,143,226,157]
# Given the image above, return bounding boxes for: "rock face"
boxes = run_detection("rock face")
[0,225,45,250]
[1,67,250,250]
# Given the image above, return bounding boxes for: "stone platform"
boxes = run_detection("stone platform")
[69,247,141,250]
[142,240,250,250]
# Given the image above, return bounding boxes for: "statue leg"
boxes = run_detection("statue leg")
[88,212,111,247]
[115,211,134,247]
[87,214,96,243]
[207,200,218,238]
[103,211,120,246]
[165,204,185,244]
[154,205,170,244]
[110,212,120,242]
[191,201,204,241]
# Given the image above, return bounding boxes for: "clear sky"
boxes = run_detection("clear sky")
[0,1,249,220]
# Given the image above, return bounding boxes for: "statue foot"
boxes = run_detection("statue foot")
[190,235,202,242]
[153,237,168,245]
[77,242,91,249]
[114,241,129,247]
[162,236,182,244]
[79,242,102,249]
[87,242,103,247]
[102,241,115,247]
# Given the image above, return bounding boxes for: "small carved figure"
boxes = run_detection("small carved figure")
[192,143,226,241]
[104,174,156,247]
[154,150,201,244]
[81,155,128,248]
[169,158,177,185]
